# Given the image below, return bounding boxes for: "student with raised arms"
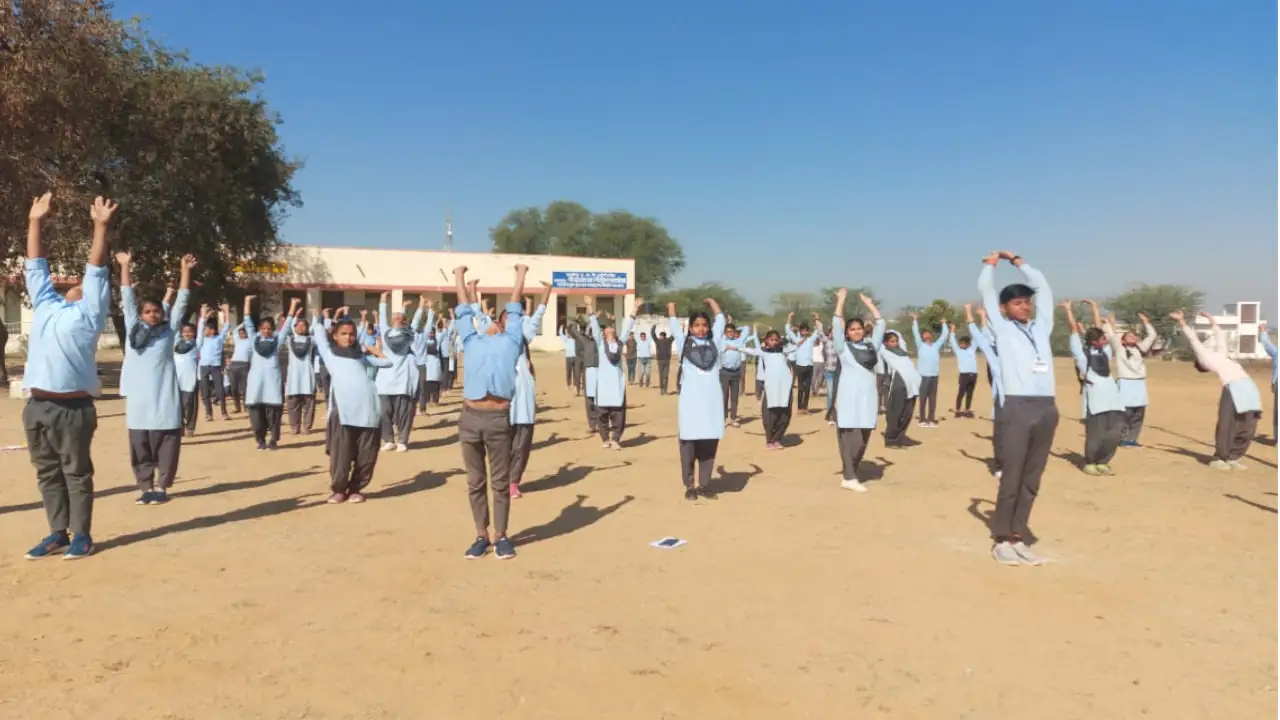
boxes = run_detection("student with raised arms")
[21,193,115,560]
[508,282,551,499]
[978,250,1058,567]
[669,297,726,499]
[965,304,1005,478]
[242,295,292,450]
[910,314,949,427]
[1173,310,1264,470]
[1063,301,1124,476]
[949,323,979,418]
[1102,308,1159,447]
[588,301,637,449]
[454,265,527,560]
[830,289,886,492]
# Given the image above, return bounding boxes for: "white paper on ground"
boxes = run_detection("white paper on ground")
[649,537,687,549]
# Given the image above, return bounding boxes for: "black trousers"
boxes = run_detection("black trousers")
[585,394,599,431]
[837,428,872,480]
[1121,406,1146,442]
[1084,410,1123,465]
[1214,387,1259,462]
[795,365,814,411]
[287,394,316,433]
[761,391,793,445]
[227,362,250,411]
[992,396,1059,541]
[877,374,890,413]
[658,358,671,394]
[179,390,199,432]
[23,397,97,536]
[326,406,380,495]
[884,385,915,445]
[918,376,939,422]
[565,357,579,389]
[720,369,741,420]
[248,404,282,446]
[379,394,414,445]
[825,367,841,422]
[423,381,441,406]
[317,366,331,403]
[956,373,977,411]
[128,428,182,489]
[416,366,429,411]
[991,400,1004,472]
[511,423,534,486]
[598,405,626,443]
[679,439,719,488]
[199,365,227,416]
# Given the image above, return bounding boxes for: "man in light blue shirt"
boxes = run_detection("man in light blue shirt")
[21,193,116,561]
[978,251,1058,568]
[635,329,653,388]
[911,316,950,426]
[454,264,527,561]
[785,312,822,412]
[561,326,578,390]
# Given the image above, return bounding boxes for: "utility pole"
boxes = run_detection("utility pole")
[444,209,453,251]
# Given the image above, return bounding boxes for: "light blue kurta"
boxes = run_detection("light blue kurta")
[244,316,288,406]
[174,317,201,394]
[283,322,317,396]
[311,322,393,427]
[833,317,887,429]
[1069,335,1123,416]
[968,322,1004,407]
[375,302,419,396]
[671,313,727,440]
[1118,378,1148,408]
[411,308,438,369]
[879,336,922,399]
[948,332,979,374]
[590,314,635,408]
[741,343,794,409]
[1227,378,1263,413]
[121,287,189,430]
[911,320,950,377]
[511,304,548,425]
[585,367,599,398]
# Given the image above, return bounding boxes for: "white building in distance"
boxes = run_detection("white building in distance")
[1191,301,1268,360]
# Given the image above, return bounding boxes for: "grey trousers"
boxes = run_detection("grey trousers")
[638,358,652,387]
[460,405,514,536]
[23,397,97,536]
[248,404,282,445]
[199,366,227,416]
[1214,387,1259,462]
[658,358,671,394]
[992,396,1059,540]
[379,394,413,445]
[326,406,380,494]
[720,369,741,419]
[918,376,939,422]
[884,384,915,444]
[991,400,1004,471]
[416,366,429,411]
[585,394,598,431]
[598,405,626,443]
[1084,410,1123,465]
[837,428,872,480]
[288,394,316,433]
[762,397,792,445]
[128,428,182,489]
[228,362,250,411]
[180,390,198,432]
[511,423,534,486]
[564,357,577,388]
[679,439,719,488]
[1121,406,1146,442]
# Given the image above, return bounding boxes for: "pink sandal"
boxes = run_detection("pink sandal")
[510,483,523,499]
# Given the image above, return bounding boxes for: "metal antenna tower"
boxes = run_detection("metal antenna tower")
[444,209,453,251]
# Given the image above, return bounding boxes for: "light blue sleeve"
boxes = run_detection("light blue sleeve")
[968,323,993,357]
[455,305,478,344]
[948,330,961,355]
[1068,334,1087,375]
[978,264,1008,334]
[502,302,525,342]
[162,301,172,318]
[668,316,685,348]
[276,318,290,343]
[217,318,230,345]
[311,320,335,364]
[740,345,763,358]
[712,313,726,345]
[243,315,256,337]
[1261,332,1277,358]
[121,285,139,333]
[24,259,61,309]
[937,322,951,346]
[169,290,190,334]
[619,315,636,343]
[364,354,394,368]
[524,304,546,342]
[589,313,603,345]
[786,326,801,344]
[911,319,924,350]
[195,315,206,349]
[410,305,425,331]
[379,302,391,336]
[832,315,847,354]
[870,318,886,347]
[78,264,110,332]
[1019,263,1055,333]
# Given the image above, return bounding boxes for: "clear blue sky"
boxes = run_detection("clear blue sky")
[116,0,1276,318]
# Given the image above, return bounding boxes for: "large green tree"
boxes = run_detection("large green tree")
[1,0,301,317]
[490,201,685,296]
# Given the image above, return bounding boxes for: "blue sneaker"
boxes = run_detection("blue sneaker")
[25,532,70,559]
[63,534,94,560]
[135,491,154,506]
[494,537,516,560]
[464,537,490,559]
[150,490,170,505]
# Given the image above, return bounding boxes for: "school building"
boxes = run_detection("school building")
[0,245,636,353]
[1192,300,1270,360]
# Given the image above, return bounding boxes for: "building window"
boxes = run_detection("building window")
[1240,303,1258,323]
[1239,335,1257,354]
[321,290,345,310]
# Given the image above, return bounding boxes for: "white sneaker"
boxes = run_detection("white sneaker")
[381,442,395,451]
[395,443,407,453]
[1012,541,1043,566]
[993,469,1003,479]
[1208,459,1232,471]
[840,479,868,493]
[992,542,1020,566]
[1228,460,1249,471]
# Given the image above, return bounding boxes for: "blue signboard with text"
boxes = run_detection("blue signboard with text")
[551,271,628,290]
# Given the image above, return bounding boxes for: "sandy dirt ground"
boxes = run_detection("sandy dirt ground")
[0,353,1274,719]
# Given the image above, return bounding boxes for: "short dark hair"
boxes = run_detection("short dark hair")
[999,283,1035,305]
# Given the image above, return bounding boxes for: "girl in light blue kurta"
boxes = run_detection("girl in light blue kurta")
[741,329,795,449]
[243,295,289,450]
[1064,303,1124,476]
[120,253,194,505]
[831,291,887,491]
[174,314,203,434]
[589,307,636,448]
[411,301,437,412]
[375,296,419,450]
[228,325,254,413]
[312,314,393,503]
[283,313,318,434]
[879,331,922,447]
[509,292,550,497]
[670,299,726,498]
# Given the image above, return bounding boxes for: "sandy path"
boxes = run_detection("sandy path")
[0,355,1274,719]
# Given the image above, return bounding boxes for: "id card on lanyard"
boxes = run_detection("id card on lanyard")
[1015,322,1049,373]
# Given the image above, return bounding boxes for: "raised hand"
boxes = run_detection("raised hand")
[982,251,1000,265]
[90,197,118,224]
[1138,312,1150,324]
[1169,310,1184,322]
[181,254,198,270]
[452,266,468,277]
[666,302,676,316]
[114,251,131,266]
[380,291,390,303]
[29,192,53,221]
